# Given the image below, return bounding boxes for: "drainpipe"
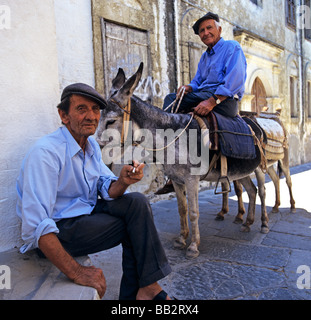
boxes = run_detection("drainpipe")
[174,0,181,88]
[297,0,305,163]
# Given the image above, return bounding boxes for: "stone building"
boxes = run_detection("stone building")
[92,0,311,165]
[0,0,310,252]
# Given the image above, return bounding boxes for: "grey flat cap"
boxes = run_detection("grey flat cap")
[192,12,220,35]
[61,83,107,109]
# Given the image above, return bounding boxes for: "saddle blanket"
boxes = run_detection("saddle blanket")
[213,112,257,160]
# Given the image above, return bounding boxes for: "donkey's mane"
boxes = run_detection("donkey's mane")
[130,95,195,131]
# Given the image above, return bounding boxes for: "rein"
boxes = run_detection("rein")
[110,90,194,152]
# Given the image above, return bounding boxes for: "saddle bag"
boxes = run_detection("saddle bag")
[212,112,257,160]
[256,112,288,161]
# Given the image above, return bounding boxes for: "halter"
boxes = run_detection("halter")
[110,97,131,145]
[110,91,193,152]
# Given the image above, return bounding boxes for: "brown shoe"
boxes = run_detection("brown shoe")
[155,180,175,195]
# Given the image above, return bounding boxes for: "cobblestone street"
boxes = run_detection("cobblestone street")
[91,162,311,300]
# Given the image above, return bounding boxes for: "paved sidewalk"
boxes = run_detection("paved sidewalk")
[90,162,311,300]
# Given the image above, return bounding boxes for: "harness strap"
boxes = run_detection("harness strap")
[121,98,131,145]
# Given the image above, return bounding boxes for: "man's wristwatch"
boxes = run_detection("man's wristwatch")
[212,94,221,105]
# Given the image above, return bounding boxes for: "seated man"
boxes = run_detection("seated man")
[156,11,247,194]
[16,83,171,300]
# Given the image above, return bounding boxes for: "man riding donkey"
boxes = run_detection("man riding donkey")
[156,11,248,194]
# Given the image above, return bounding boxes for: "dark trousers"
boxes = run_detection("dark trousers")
[163,89,239,118]
[55,192,171,300]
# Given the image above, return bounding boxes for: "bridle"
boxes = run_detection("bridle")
[110,97,131,145]
[109,94,194,152]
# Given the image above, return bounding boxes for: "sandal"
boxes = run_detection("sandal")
[153,290,168,300]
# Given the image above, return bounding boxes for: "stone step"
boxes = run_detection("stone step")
[0,249,99,300]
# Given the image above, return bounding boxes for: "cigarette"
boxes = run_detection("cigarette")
[132,167,136,173]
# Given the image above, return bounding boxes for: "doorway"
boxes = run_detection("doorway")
[251,77,267,114]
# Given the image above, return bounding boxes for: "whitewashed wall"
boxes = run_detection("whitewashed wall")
[0,0,60,251]
[0,0,95,252]
[54,0,95,91]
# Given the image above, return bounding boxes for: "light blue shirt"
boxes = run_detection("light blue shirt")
[189,37,247,100]
[16,126,119,253]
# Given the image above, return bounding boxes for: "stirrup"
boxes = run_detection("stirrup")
[214,176,231,195]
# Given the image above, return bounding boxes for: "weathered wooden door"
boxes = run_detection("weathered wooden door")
[251,77,267,114]
[101,20,151,100]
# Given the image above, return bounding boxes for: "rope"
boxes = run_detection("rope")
[247,125,268,174]
[111,90,194,152]
[133,112,194,152]
[163,86,186,113]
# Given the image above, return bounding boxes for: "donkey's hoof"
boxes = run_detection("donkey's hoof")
[290,207,296,213]
[174,237,186,250]
[271,207,279,213]
[233,217,243,224]
[215,214,225,221]
[261,226,270,234]
[186,245,200,259]
[240,224,250,233]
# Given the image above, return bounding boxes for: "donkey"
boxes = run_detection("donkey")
[217,119,295,232]
[96,63,264,259]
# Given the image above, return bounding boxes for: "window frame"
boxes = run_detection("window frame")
[286,0,297,30]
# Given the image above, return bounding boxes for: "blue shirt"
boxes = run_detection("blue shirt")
[189,38,247,100]
[16,126,119,253]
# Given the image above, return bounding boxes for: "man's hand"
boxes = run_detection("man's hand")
[193,99,215,117]
[119,160,145,186]
[177,85,192,99]
[108,160,145,198]
[38,233,107,299]
[72,265,106,299]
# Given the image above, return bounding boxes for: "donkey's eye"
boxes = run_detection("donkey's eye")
[111,90,118,97]
[105,119,116,129]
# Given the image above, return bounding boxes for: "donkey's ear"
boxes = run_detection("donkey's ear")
[110,68,126,97]
[119,62,144,97]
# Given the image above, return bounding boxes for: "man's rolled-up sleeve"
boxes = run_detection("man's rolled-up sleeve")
[16,148,60,253]
[97,160,119,200]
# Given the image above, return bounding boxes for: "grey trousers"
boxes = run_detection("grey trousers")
[55,192,172,300]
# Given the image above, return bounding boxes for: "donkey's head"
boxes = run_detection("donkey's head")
[95,62,144,148]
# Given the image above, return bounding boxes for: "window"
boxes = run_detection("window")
[286,0,296,29]
[290,76,298,117]
[308,81,311,117]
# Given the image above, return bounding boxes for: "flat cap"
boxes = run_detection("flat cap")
[192,12,220,35]
[61,83,107,109]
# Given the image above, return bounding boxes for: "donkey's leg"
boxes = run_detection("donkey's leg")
[185,177,200,259]
[240,176,257,233]
[216,182,229,221]
[267,165,281,213]
[279,159,296,212]
[233,180,246,224]
[255,168,269,234]
[172,181,188,249]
